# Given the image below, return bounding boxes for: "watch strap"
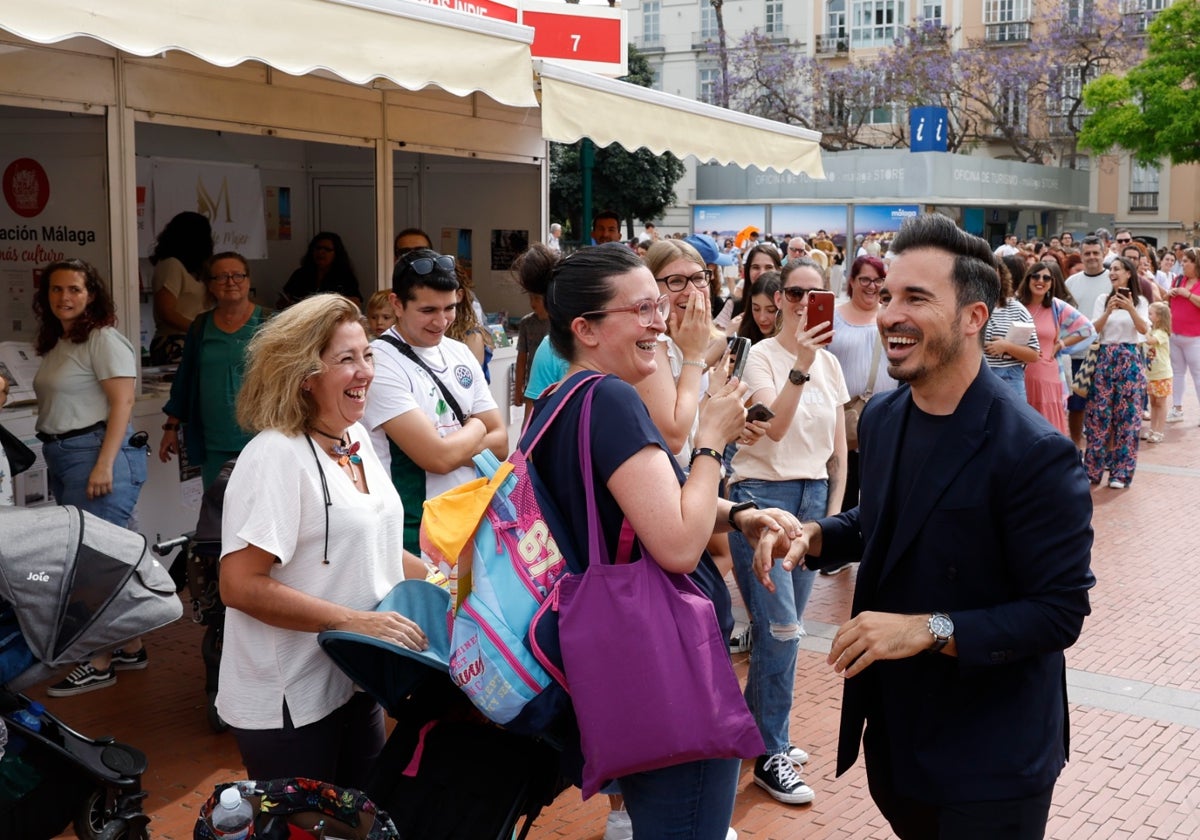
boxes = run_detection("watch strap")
[728,500,758,532]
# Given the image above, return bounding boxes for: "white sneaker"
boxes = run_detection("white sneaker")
[727,829,738,840]
[1109,480,1127,489]
[786,744,810,765]
[603,809,632,840]
[1166,406,1184,423]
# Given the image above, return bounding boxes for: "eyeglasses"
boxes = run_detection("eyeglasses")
[656,270,712,291]
[401,254,456,276]
[856,276,883,286]
[210,272,249,283]
[788,246,808,255]
[781,286,821,302]
[1027,272,1052,283]
[1115,237,1132,244]
[582,294,670,327]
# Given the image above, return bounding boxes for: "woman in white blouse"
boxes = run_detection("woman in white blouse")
[1084,256,1149,490]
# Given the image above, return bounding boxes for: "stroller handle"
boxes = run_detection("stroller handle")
[152,534,192,556]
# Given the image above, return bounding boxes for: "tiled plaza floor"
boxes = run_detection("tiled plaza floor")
[37,393,1200,839]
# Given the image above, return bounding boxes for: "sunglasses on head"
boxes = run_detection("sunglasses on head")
[401,253,456,276]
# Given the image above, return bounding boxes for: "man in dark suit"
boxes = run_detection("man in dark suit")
[777,214,1095,838]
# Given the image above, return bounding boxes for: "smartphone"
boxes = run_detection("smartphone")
[1116,287,1132,298]
[728,336,752,381]
[746,402,776,423]
[806,290,836,342]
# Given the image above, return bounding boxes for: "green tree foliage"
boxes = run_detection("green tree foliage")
[549,46,686,240]
[1080,1,1200,165]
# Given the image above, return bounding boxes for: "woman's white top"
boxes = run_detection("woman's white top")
[1093,295,1149,345]
[217,423,406,730]
[731,337,848,483]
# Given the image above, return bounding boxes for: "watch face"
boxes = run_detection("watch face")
[930,614,954,638]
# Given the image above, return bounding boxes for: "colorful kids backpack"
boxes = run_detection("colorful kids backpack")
[419,373,600,736]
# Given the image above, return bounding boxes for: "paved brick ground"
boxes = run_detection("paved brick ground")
[37,393,1200,839]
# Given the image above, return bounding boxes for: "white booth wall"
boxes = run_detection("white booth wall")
[0,39,545,543]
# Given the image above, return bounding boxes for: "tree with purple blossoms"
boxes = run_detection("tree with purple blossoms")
[717,0,1145,165]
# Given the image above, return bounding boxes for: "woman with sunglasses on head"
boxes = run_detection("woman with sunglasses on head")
[726,258,847,807]
[217,294,429,788]
[513,242,806,840]
[158,252,271,488]
[1085,256,1149,489]
[34,259,150,697]
[278,232,363,309]
[1016,260,1092,435]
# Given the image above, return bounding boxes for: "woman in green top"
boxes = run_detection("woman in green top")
[159,252,270,487]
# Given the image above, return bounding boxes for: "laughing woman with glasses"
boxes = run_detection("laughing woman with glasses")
[1017,260,1092,435]
[512,242,807,839]
[159,252,271,488]
[643,240,730,460]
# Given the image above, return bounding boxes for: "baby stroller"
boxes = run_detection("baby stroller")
[0,505,184,840]
[320,581,565,840]
[152,459,233,733]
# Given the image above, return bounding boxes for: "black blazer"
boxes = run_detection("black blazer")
[815,361,1095,803]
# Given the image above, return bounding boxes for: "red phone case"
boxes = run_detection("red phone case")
[807,291,836,341]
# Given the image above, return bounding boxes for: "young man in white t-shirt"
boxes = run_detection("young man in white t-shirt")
[363,249,507,554]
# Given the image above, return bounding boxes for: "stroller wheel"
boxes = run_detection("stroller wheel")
[73,787,107,839]
[96,818,147,840]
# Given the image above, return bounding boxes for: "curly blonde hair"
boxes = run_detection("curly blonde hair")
[236,294,364,435]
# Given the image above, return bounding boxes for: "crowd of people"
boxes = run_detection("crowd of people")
[30,208,1200,838]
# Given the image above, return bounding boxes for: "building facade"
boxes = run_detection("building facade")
[624,0,1199,248]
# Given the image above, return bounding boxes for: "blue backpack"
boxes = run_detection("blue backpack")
[420,374,599,737]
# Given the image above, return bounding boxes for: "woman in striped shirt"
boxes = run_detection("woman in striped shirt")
[983,255,1041,399]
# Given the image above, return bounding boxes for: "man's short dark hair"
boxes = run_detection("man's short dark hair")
[889,213,1000,314]
[1081,235,1103,249]
[391,248,459,301]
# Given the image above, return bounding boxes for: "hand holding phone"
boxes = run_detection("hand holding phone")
[746,402,776,423]
[728,336,752,381]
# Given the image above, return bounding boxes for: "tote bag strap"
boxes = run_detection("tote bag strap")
[575,384,639,567]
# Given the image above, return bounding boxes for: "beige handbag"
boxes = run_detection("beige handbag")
[844,334,882,451]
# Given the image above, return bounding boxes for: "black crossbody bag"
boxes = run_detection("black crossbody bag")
[376,334,467,425]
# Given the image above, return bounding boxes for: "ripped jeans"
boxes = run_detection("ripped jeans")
[728,477,828,756]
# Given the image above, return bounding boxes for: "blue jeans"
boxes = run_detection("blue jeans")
[989,364,1027,401]
[42,426,147,527]
[618,756,740,839]
[728,478,828,756]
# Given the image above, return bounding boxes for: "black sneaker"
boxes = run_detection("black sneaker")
[47,663,116,697]
[111,648,148,671]
[819,563,853,577]
[754,753,815,805]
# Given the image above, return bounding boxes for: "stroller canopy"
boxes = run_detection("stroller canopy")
[0,507,182,668]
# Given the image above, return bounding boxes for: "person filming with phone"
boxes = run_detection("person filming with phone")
[726,256,847,806]
[1084,255,1149,489]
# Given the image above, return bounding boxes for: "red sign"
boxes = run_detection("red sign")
[523,10,622,64]
[3,158,50,219]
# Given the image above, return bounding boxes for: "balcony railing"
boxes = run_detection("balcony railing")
[815,33,850,54]
[1129,191,1159,212]
[985,21,1031,42]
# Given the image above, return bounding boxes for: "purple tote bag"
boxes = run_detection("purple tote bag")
[555,388,765,799]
